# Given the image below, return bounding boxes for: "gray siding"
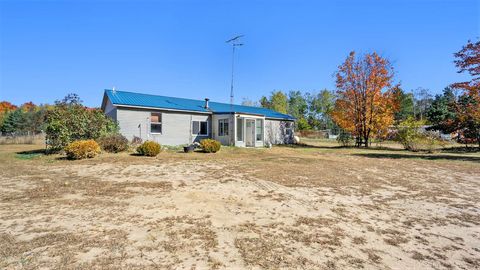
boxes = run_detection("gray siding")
[107,103,294,147]
[104,99,117,120]
[116,107,211,146]
[265,119,294,145]
[212,114,234,146]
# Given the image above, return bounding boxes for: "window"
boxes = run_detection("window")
[236,118,243,141]
[150,113,162,134]
[285,122,293,136]
[192,121,208,136]
[218,119,229,136]
[256,119,263,141]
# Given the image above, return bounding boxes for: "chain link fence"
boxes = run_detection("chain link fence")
[0,131,45,145]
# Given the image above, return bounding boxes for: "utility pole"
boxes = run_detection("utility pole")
[226,35,244,109]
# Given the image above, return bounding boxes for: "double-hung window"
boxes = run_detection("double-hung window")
[192,121,208,136]
[218,119,229,136]
[150,113,162,134]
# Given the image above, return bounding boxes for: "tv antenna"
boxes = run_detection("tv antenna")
[226,35,244,109]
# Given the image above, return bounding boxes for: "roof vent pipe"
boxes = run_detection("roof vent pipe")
[204,98,209,109]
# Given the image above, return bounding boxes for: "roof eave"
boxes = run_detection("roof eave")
[265,117,296,121]
[114,104,212,114]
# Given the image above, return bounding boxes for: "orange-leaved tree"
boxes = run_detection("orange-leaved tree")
[451,40,480,146]
[331,51,400,147]
[0,101,18,126]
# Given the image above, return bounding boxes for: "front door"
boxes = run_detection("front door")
[245,119,255,147]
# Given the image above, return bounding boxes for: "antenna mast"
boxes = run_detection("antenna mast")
[226,35,244,110]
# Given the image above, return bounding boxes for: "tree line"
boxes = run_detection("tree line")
[254,40,479,147]
[1,40,478,148]
[0,94,117,151]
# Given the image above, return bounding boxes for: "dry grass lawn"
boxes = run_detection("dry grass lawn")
[0,140,479,269]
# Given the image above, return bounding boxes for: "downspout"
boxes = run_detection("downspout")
[189,115,193,144]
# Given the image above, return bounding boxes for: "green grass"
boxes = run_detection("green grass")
[15,153,43,160]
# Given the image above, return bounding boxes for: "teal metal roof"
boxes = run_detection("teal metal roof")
[104,89,295,120]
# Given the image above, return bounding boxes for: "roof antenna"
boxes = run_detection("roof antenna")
[226,35,244,112]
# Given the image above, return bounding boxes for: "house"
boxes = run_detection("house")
[101,89,295,147]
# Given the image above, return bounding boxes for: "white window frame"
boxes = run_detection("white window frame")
[150,112,162,134]
[218,119,229,136]
[192,120,209,136]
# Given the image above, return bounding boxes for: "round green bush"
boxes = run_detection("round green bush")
[64,140,101,160]
[136,141,161,156]
[336,131,353,147]
[97,134,129,153]
[200,139,221,153]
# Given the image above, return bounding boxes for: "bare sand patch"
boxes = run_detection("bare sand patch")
[0,144,479,269]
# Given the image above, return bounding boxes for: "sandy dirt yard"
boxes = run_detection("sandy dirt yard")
[0,142,479,270]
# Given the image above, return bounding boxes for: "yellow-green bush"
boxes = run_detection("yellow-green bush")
[136,141,161,156]
[396,117,445,152]
[200,139,221,153]
[64,140,101,160]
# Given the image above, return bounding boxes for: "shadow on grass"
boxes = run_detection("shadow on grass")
[278,143,406,152]
[353,153,480,162]
[16,149,46,155]
[15,149,46,160]
[441,147,480,154]
[276,143,343,150]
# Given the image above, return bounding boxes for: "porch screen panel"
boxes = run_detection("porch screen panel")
[256,119,263,141]
[236,118,243,141]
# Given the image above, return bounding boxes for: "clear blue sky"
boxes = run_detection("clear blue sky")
[0,0,478,107]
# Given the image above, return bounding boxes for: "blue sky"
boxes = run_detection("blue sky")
[0,0,478,107]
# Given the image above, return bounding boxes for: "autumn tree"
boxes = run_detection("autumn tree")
[331,51,399,147]
[0,101,18,128]
[451,40,480,147]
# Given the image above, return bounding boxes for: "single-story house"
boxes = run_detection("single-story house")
[101,89,295,147]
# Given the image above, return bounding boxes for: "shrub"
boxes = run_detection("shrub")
[97,134,129,153]
[396,117,426,151]
[396,117,444,152]
[64,140,101,160]
[200,139,221,153]
[131,136,143,145]
[136,141,161,156]
[337,131,353,147]
[45,94,118,151]
[420,130,445,153]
